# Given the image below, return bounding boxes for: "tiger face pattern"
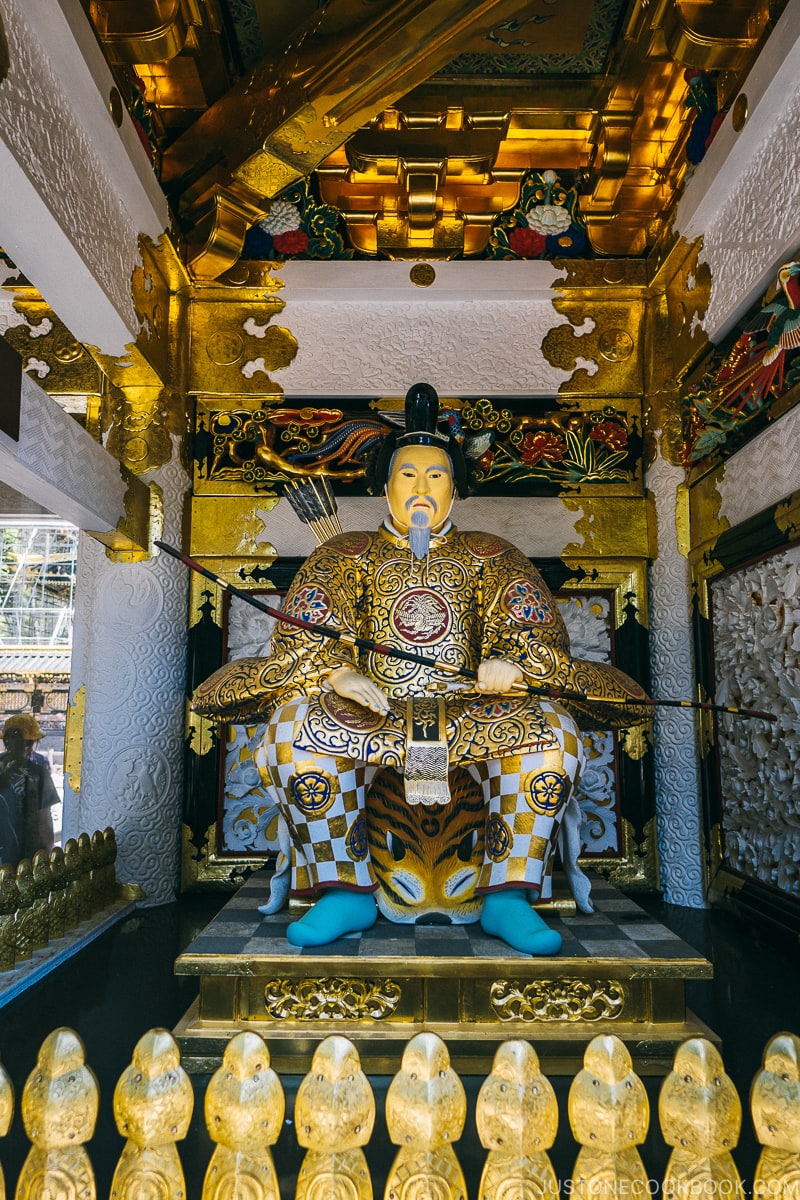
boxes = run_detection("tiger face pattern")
[366,767,485,924]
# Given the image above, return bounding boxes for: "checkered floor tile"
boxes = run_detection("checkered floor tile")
[180,871,706,963]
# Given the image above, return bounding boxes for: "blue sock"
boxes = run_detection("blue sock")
[480,889,562,956]
[286,889,377,947]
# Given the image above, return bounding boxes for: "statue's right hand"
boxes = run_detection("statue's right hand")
[327,667,391,715]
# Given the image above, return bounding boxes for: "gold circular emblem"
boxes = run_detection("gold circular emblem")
[602,262,625,285]
[123,436,148,464]
[206,332,244,366]
[598,329,634,362]
[391,588,451,645]
[732,93,748,132]
[410,263,436,288]
[221,262,251,286]
[53,336,83,364]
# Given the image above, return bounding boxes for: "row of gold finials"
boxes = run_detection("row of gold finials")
[0,828,118,971]
[1,1027,798,1198]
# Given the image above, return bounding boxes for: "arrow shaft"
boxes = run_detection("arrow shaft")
[157,541,775,722]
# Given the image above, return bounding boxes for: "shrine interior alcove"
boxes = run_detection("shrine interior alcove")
[1,0,800,1189]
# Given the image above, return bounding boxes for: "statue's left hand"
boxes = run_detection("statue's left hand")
[477,657,525,694]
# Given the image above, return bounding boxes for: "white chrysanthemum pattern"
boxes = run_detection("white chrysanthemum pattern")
[711,543,800,898]
[258,201,301,236]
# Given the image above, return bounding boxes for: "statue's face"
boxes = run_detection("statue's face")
[386,445,454,533]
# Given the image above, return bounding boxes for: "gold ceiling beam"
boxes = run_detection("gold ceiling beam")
[160,0,568,279]
[88,0,209,64]
[311,0,771,259]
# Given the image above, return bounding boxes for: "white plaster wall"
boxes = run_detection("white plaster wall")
[716,405,800,529]
[0,0,167,353]
[278,296,596,396]
[710,544,800,899]
[0,372,128,533]
[676,0,800,341]
[646,452,707,907]
[260,494,582,559]
[64,453,188,904]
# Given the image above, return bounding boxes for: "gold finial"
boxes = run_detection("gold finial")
[295,1036,374,1200]
[385,1032,467,1200]
[110,1029,194,1200]
[48,847,68,942]
[751,1033,800,1200]
[17,1028,98,1200]
[0,864,18,973]
[477,1040,559,1200]
[659,1038,742,1200]
[202,1031,283,1200]
[569,1034,650,1200]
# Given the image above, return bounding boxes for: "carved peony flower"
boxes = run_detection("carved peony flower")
[272,229,309,255]
[258,200,302,235]
[526,203,572,236]
[589,421,628,450]
[509,226,546,258]
[519,430,566,465]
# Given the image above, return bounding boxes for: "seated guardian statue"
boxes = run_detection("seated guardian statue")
[194,383,648,954]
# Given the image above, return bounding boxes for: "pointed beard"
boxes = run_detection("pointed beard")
[408,510,432,559]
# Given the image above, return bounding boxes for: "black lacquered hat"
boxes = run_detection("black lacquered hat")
[368,382,469,496]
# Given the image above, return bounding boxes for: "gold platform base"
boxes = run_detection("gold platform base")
[174,871,715,1075]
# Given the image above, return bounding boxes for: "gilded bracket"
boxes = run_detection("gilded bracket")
[63,685,86,796]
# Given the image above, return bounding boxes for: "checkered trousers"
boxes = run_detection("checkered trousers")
[470,702,585,898]
[254,699,378,893]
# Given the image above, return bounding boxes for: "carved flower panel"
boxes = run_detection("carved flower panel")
[710,543,800,898]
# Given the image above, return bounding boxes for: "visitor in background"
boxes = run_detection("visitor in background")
[0,714,57,866]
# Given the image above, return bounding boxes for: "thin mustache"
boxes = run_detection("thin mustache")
[405,495,437,513]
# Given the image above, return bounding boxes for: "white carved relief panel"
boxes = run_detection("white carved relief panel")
[646,453,706,907]
[278,299,596,396]
[693,85,800,341]
[219,588,620,859]
[0,0,142,340]
[65,453,188,904]
[710,543,800,899]
[717,405,800,530]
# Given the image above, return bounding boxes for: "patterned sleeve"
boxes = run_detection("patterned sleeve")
[480,544,650,730]
[192,539,363,720]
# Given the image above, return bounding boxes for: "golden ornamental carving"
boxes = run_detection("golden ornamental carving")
[774,494,800,540]
[660,1039,742,1200]
[0,1049,12,1199]
[263,977,402,1021]
[752,1032,800,1199]
[2,295,104,401]
[294,1037,374,1200]
[490,978,626,1022]
[17,1028,99,1200]
[64,685,86,796]
[385,1033,467,1200]
[188,297,297,395]
[569,1035,650,1200]
[545,301,643,396]
[202,1031,283,1200]
[477,1042,560,1200]
[295,1037,375,1152]
[111,1029,194,1200]
[618,723,652,762]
